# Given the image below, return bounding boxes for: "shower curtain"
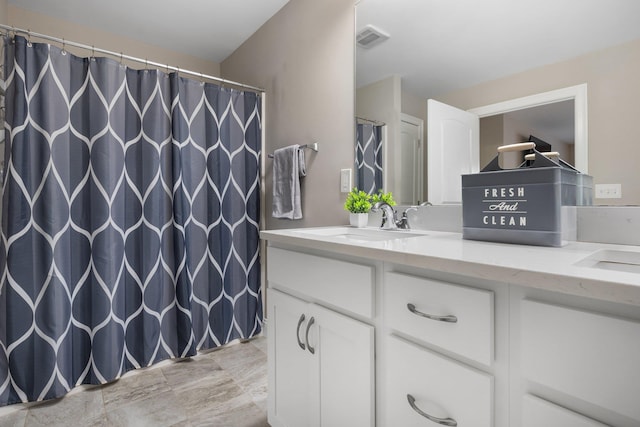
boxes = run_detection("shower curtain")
[355,123,383,194]
[0,35,262,406]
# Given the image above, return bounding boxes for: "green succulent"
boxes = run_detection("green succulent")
[344,188,373,213]
[371,190,396,206]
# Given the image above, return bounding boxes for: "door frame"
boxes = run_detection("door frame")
[468,84,588,173]
[399,113,424,204]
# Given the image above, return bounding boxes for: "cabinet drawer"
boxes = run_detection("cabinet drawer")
[384,272,494,365]
[522,394,607,427]
[521,299,640,422]
[267,247,374,318]
[384,335,493,427]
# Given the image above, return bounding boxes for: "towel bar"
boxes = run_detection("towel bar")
[268,142,318,158]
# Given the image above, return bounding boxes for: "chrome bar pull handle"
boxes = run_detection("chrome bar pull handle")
[407,303,458,323]
[407,394,457,426]
[305,316,316,354]
[296,314,306,350]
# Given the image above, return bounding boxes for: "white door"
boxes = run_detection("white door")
[397,115,424,205]
[427,99,479,204]
[311,303,375,427]
[268,289,313,427]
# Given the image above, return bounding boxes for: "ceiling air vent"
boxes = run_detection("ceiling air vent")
[356,25,390,49]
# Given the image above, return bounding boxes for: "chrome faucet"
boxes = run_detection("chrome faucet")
[396,208,415,229]
[371,202,400,230]
[390,201,432,230]
[372,201,431,230]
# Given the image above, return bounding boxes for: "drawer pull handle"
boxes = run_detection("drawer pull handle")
[305,316,316,354]
[407,394,457,426]
[296,314,306,350]
[407,303,457,323]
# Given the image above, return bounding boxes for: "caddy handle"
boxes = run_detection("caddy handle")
[497,142,536,152]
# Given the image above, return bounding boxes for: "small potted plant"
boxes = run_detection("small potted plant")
[344,188,372,227]
[371,190,396,207]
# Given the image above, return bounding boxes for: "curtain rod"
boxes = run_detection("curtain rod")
[0,24,265,93]
[356,116,386,126]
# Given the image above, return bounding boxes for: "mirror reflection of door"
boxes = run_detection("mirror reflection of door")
[427,100,479,205]
[395,114,424,205]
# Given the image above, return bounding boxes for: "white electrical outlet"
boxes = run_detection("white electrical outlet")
[340,169,352,193]
[595,183,622,199]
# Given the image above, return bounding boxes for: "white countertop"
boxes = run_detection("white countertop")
[261,226,640,307]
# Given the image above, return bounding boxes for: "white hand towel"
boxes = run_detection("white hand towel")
[272,144,306,219]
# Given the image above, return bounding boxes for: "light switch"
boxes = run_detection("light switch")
[340,169,352,193]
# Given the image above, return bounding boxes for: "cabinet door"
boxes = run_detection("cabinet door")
[309,303,375,427]
[520,299,640,422]
[268,289,312,427]
[522,394,607,427]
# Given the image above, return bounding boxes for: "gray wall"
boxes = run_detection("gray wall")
[222,0,356,230]
[0,0,7,24]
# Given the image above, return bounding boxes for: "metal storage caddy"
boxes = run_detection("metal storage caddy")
[462,143,593,247]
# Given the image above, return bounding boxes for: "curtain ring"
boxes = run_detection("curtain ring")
[26,29,32,47]
[61,38,67,55]
[91,45,95,60]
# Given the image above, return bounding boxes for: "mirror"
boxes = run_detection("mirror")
[355,0,640,205]
[479,102,575,169]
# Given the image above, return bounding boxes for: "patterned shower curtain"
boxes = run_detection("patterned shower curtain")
[355,123,383,194]
[0,35,262,406]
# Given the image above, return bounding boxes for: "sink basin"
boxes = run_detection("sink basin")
[296,227,425,242]
[575,250,640,274]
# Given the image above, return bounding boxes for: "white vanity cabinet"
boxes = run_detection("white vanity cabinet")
[262,230,640,427]
[513,293,640,427]
[266,247,375,427]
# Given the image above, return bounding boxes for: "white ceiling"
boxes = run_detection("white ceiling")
[9,0,290,63]
[356,0,640,99]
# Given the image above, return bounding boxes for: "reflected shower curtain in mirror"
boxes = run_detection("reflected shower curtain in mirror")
[355,123,383,194]
[0,35,262,406]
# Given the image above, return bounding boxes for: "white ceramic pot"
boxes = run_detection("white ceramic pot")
[349,213,368,228]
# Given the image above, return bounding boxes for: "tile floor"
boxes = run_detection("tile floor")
[0,336,268,427]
